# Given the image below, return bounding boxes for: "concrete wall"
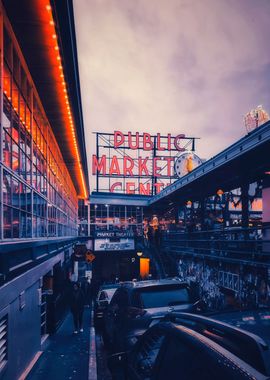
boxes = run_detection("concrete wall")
[6,282,40,380]
[0,249,71,380]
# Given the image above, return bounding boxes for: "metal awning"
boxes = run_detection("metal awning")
[150,121,270,210]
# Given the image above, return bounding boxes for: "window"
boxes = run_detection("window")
[111,289,129,308]
[1,22,78,240]
[139,286,190,308]
[99,291,107,301]
[3,206,11,239]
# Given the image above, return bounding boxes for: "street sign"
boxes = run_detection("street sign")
[85,270,92,279]
[86,251,96,263]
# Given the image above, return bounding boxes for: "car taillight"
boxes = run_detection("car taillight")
[127,307,146,319]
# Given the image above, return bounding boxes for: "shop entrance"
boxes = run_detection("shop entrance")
[92,251,139,284]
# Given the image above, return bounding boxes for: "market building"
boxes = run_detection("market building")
[0,1,89,378]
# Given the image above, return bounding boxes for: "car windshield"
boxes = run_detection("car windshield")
[139,287,190,308]
[105,288,117,301]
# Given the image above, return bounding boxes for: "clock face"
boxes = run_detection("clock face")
[174,152,202,178]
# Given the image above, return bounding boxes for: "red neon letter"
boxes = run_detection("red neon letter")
[138,157,150,176]
[174,134,186,151]
[153,157,161,177]
[164,157,175,176]
[109,156,120,175]
[167,134,171,150]
[92,154,106,174]
[143,133,153,151]
[157,133,165,151]
[110,182,122,192]
[114,131,124,148]
[154,182,164,194]
[139,183,151,195]
[128,132,139,150]
[123,156,134,176]
[126,182,135,194]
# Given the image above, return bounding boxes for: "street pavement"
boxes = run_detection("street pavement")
[26,308,91,380]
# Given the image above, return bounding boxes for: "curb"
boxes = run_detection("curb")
[88,302,97,380]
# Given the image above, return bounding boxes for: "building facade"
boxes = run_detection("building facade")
[0,1,89,379]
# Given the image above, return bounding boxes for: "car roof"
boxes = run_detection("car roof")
[119,279,189,289]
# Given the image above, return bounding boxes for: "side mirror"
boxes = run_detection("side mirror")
[107,352,127,374]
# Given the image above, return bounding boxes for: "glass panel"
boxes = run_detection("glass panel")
[3,205,12,238]
[12,177,20,208]
[13,48,20,85]
[12,209,19,238]
[3,130,12,168]
[20,211,27,238]
[12,139,19,173]
[4,27,12,67]
[139,287,190,308]
[3,171,12,204]
[12,80,19,114]
[3,63,11,100]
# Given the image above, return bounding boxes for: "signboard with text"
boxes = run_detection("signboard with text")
[92,131,199,195]
[95,230,134,238]
[94,238,135,251]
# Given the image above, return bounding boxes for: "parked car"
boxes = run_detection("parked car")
[108,312,270,380]
[94,284,120,330]
[103,279,202,351]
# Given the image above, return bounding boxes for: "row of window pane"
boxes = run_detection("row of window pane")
[1,22,79,239]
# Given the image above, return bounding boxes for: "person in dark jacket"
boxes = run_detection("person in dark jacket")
[70,282,85,333]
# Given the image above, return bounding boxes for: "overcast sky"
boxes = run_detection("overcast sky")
[74,0,270,186]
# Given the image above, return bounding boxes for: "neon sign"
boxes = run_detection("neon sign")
[92,131,199,195]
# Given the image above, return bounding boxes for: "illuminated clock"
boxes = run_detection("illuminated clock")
[174,152,202,178]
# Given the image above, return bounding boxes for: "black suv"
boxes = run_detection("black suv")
[94,284,120,331]
[103,279,199,351]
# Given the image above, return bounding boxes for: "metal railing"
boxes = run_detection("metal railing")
[161,227,270,265]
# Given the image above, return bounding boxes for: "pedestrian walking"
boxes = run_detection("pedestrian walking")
[81,277,92,307]
[70,282,85,334]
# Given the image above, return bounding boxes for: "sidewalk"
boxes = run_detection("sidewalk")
[26,308,91,380]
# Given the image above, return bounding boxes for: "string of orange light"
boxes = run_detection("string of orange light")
[45,2,88,199]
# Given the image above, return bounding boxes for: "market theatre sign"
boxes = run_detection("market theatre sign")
[92,131,199,195]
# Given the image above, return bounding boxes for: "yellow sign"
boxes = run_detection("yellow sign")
[86,251,95,263]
